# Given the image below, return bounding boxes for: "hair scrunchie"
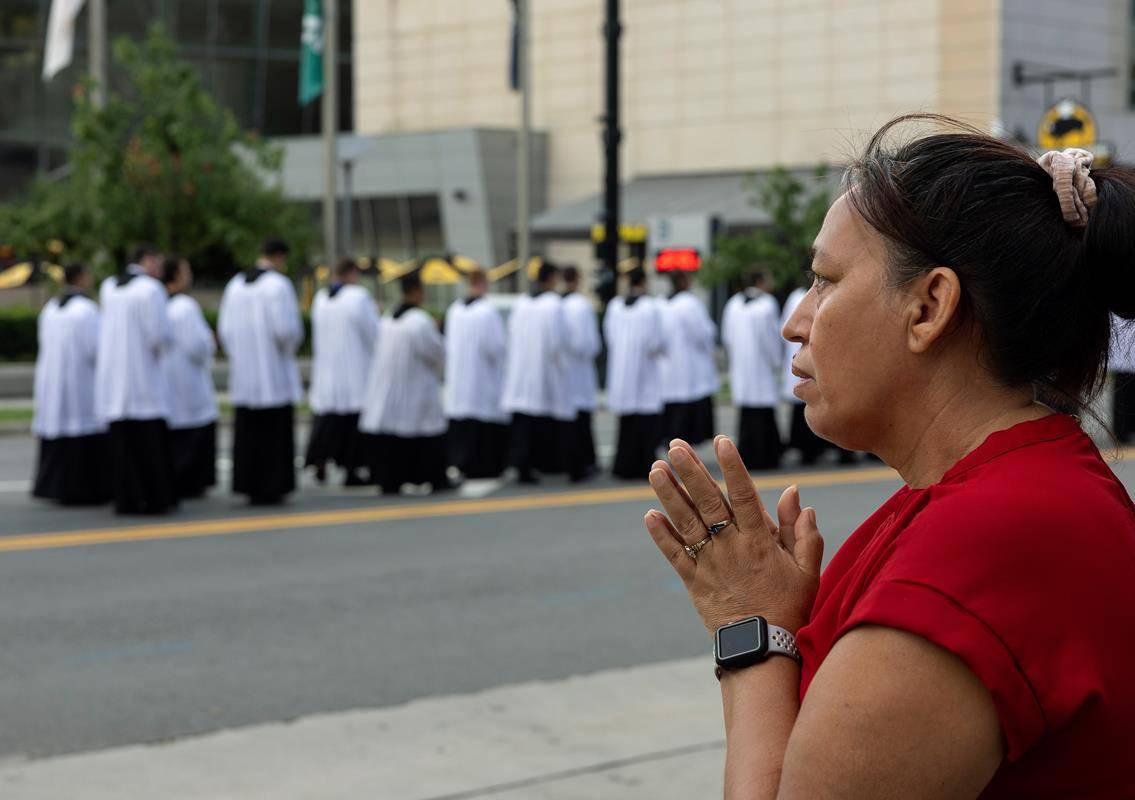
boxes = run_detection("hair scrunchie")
[1036,147,1097,228]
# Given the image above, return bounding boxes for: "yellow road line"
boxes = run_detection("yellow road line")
[8,444,1134,554]
[0,466,905,553]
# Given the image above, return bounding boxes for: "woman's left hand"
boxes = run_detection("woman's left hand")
[644,436,824,637]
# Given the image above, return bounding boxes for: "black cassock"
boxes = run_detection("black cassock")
[232,406,296,503]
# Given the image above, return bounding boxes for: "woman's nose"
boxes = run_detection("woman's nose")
[782,289,815,345]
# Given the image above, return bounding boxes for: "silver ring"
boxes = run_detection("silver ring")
[706,520,733,537]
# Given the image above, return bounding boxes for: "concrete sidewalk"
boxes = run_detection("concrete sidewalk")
[0,658,726,799]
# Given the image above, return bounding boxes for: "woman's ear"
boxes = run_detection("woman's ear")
[906,267,962,354]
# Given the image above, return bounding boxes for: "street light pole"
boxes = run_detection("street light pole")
[88,0,106,109]
[599,0,621,301]
[516,0,531,280]
[322,0,339,263]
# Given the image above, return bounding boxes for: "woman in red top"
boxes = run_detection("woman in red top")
[643,115,1135,798]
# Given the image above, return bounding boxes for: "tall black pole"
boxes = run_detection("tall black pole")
[599,0,621,301]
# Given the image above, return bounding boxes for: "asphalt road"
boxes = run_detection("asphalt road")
[0,422,1129,761]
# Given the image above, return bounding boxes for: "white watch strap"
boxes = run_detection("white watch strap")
[767,624,801,663]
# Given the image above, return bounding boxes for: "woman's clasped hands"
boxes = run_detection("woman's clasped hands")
[643,435,825,637]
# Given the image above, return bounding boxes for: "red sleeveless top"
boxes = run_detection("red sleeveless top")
[796,414,1135,797]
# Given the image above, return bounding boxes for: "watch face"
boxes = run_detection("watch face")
[717,617,766,660]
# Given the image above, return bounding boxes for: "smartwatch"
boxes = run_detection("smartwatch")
[714,616,801,672]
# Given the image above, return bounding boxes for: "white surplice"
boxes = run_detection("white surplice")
[217,268,304,408]
[309,284,380,415]
[603,294,668,415]
[161,293,219,430]
[721,291,746,353]
[33,292,103,439]
[561,291,601,413]
[723,289,782,408]
[94,266,173,423]
[659,290,718,403]
[359,306,446,437]
[501,291,574,421]
[780,287,807,402]
[1111,314,1135,373]
[444,296,508,423]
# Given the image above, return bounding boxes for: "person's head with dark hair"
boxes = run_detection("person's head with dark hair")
[334,257,359,284]
[783,113,1135,466]
[466,266,489,299]
[627,267,647,291]
[131,243,163,278]
[534,260,559,293]
[261,237,290,270]
[63,262,90,291]
[747,268,770,292]
[401,271,424,306]
[669,271,691,293]
[161,256,192,294]
[562,265,581,292]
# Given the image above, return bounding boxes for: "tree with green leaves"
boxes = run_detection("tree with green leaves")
[0,25,314,280]
[699,165,831,292]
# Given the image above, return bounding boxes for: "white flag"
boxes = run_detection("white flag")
[42,0,88,81]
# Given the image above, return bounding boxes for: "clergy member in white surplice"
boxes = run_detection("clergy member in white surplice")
[502,262,579,483]
[659,270,718,446]
[160,256,219,499]
[217,237,304,505]
[359,272,450,495]
[95,244,178,514]
[32,262,111,506]
[723,270,782,470]
[305,257,380,486]
[604,268,668,479]
[444,267,509,480]
[561,265,600,479]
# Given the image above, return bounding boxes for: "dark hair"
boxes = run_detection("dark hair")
[627,267,647,288]
[161,256,184,286]
[63,262,87,286]
[747,269,767,288]
[562,265,580,284]
[845,113,1135,414]
[334,257,358,279]
[536,260,559,285]
[400,272,423,295]
[669,271,690,290]
[262,237,290,258]
[132,243,159,264]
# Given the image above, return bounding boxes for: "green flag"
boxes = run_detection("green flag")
[299,0,323,105]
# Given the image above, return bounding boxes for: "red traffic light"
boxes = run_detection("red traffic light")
[654,248,700,272]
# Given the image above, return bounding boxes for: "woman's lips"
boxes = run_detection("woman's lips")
[791,365,815,397]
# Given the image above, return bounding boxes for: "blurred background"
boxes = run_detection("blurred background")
[0,2,1132,798]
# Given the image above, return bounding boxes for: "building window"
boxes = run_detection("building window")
[346,195,445,261]
[0,0,354,195]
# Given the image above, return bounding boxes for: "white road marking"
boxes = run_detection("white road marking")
[458,479,505,499]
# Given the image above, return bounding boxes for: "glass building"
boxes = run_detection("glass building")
[0,0,353,199]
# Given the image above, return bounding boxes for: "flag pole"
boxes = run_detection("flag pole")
[87,0,106,109]
[322,0,338,263]
[516,0,530,280]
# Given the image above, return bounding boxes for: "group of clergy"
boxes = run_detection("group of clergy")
[30,241,851,514]
[31,238,303,513]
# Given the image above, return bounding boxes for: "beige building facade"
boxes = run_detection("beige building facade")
[354,0,1000,211]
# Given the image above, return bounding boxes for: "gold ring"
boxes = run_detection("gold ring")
[684,534,713,559]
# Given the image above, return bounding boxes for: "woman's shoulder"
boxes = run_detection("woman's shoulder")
[904,418,1135,563]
